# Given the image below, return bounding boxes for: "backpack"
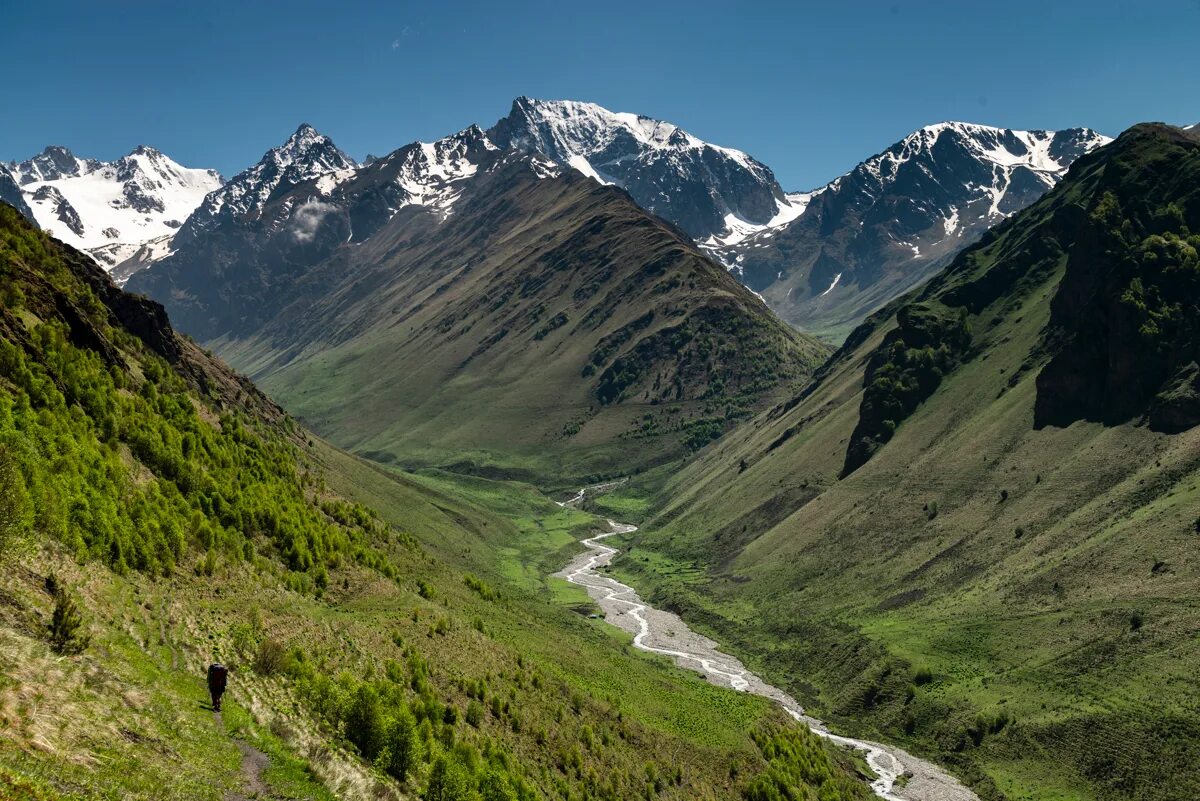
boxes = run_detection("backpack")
[208,663,228,691]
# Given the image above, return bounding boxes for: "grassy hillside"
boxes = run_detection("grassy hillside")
[0,201,868,801]
[134,151,828,486]
[610,124,1200,801]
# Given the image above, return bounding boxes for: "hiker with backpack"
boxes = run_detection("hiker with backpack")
[207,663,228,711]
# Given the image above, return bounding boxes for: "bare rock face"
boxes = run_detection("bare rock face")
[0,168,34,221]
[31,184,85,236]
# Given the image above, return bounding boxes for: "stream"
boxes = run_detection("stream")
[554,492,979,801]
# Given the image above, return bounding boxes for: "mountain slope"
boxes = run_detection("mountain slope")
[0,200,867,801]
[707,122,1110,340]
[8,145,222,270]
[489,97,807,244]
[0,166,33,221]
[614,123,1200,801]
[129,127,828,483]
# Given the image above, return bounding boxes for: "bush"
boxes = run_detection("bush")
[48,588,89,655]
[345,685,385,759]
[254,638,286,675]
[465,699,484,728]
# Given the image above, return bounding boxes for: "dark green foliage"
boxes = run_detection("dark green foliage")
[594,305,818,407]
[48,587,88,655]
[0,445,31,556]
[425,755,471,801]
[345,684,386,760]
[742,725,868,801]
[1033,126,1200,430]
[532,312,568,342]
[843,301,971,475]
[383,710,422,781]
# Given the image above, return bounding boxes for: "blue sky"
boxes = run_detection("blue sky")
[3,1,1196,190]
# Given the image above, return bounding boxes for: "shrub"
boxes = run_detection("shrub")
[466,699,484,728]
[48,588,89,655]
[345,685,385,759]
[254,638,286,675]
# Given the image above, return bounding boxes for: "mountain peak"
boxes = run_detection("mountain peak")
[488,97,787,241]
[180,125,355,236]
[10,145,88,185]
[275,123,348,164]
[39,144,76,159]
[706,119,1112,338]
[287,122,325,146]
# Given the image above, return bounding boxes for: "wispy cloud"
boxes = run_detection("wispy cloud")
[391,25,412,49]
[291,198,340,243]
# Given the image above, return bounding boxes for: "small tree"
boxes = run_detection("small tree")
[49,588,89,655]
[480,767,518,801]
[345,684,385,760]
[465,699,484,728]
[383,710,421,781]
[425,756,470,801]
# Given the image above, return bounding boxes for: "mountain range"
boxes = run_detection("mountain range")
[4,93,1200,801]
[5,99,1109,344]
[3,144,222,272]
[3,102,1083,482]
[707,122,1110,339]
[126,122,827,482]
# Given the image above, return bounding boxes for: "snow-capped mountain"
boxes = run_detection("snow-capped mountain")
[178,124,355,237]
[7,145,222,269]
[487,97,800,242]
[126,124,562,337]
[331,124,503,242]
[709,121,1111,338]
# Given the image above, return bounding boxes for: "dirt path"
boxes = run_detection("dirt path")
[212,710,272,801]
[554,501,979,801]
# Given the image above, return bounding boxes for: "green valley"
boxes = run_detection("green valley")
[5,17,1199,801]
[130,143,828,487]
[607,123,1200,801]
[0,203,868,800]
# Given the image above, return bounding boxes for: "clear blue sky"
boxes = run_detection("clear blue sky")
[3,0,1196,190]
